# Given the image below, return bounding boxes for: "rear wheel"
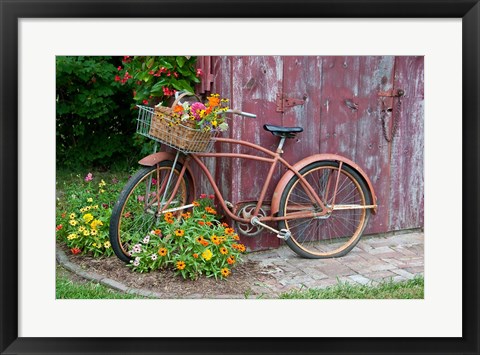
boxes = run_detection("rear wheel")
[278,161,371,258]
[109,161,192,262]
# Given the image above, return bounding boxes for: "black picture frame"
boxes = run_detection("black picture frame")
[1,1,478,354]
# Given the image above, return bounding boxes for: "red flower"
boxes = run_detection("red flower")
[209,194,215,199]
[143,99,149,105]
[56,224,63,231]
[196,68,203,77]
[117,66,122,71]
[71,247,81,255]
[114,75,121,82]
[200,193,207,199]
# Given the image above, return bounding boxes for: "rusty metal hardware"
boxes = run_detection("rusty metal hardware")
[276,93,305,112]
[378,89,405,98]
[379,89,404,142]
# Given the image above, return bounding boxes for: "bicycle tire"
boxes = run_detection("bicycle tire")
[278,160,371,258]
[109,161,192,263]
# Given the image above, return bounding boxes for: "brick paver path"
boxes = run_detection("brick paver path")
[246,231,424,296]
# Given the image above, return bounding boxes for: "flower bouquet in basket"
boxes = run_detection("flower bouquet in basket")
[149,93,229,152]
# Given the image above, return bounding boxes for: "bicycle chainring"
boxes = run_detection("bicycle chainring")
[234,203,268,237]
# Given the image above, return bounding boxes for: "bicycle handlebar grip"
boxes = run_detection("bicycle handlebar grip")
[226,109,257,118]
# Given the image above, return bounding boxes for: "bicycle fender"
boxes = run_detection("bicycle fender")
[138,152,196,196]
[271,154,377,215]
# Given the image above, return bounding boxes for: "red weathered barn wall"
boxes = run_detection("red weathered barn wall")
[196,56,424,251]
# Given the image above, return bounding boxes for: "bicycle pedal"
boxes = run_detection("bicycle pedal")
[277,229,291,241]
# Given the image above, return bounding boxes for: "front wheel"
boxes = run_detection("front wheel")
[278,161,371,258]
[109,161,193,263]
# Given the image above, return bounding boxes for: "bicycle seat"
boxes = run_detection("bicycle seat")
[263,124,303,138]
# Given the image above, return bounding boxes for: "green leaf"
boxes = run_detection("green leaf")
[176,56,186,68]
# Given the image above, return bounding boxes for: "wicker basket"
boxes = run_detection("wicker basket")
[137,92,217,153]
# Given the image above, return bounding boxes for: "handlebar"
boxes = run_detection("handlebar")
[225,109,257,118]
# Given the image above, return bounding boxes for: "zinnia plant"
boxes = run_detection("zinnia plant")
[128,195,246,280]
[56,172,122,257]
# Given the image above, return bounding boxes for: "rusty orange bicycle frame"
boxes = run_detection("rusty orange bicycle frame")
[155,136,333,225]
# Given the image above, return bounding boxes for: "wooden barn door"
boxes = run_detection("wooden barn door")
[198,56,424,251]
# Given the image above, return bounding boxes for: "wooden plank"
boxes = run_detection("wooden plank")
[388,56,424,230]
[355,56,395,234]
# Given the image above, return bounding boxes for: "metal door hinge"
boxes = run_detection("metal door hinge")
[276,93,305,112]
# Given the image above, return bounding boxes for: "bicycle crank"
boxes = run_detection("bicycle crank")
[250,217,291,240]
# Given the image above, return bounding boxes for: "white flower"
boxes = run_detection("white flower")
[133,260,140,267]
[143,235,150,244]
[151,254,158,261]
[218,122,229,131]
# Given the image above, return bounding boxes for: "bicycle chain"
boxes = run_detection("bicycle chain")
[381,94,402,143]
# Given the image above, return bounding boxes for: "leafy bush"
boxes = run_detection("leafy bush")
[116,56,201,107]
[128,195,246,280]
[56,56,202,169]
[56,56,134,169]
[56,172,124,257]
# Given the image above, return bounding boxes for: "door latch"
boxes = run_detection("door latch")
[378,89,405,98]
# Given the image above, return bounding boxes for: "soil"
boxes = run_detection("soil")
[57,242,278,298]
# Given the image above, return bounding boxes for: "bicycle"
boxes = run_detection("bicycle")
[109,94,378,263]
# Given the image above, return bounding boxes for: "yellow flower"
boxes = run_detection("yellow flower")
[176,261,186,270]
[80,208,87,213]
[87,198,93,203]
[90,219,103,230]
[221,268,231,277]
[104,241,111,248]
[220,247,228,255]
[83,213,94,223]
[69,213,76,219]
[83,230,90,236]
[69,220,78,226]
[202,249,213,261]
[90,229,98,236]
[78,226,86,232]
[174,229,185,237]
[67,233,77,240]
[99,179,106,188]
[99,189,105,194]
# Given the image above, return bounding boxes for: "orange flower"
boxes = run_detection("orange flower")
[193,253,199,258]
[158,248,167,256]
[211,235,220,245]
[225,228,234,235]
[198,221,205,226]
[153,229,162,236]
[205,207,216,215]
[220,247,228,255]
[222,223,229,227]
[164,212,174,219]
[201,240,209,247]
[233,234,240,241]
[233,243,246,252]
[206,221,213,227]
[181,212,191,219]
[221,267,231,277]
[174,229,185,237]
[176,261,186,270]
[208,96,220,108]
[193,201,200,207]
[227,256,235,265]
[173,104,184,113]
[165,218,174,224]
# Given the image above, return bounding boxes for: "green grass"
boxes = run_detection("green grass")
[56,269,144,299]
[279,276,424,299]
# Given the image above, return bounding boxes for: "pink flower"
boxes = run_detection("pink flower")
[196,68,203,77]
[84,173,93,182]
[209,194,215,200]
[151,178,157,185]
[117,66,122,71]
[200,193,207,199]
[190,102,206,120]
